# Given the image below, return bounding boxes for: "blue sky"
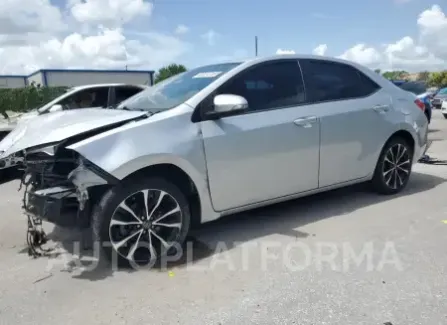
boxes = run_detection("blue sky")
[136,0,435,67]
[2,0,445,74]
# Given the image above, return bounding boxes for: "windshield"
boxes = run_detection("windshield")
[398,81,427,95]
[438,88,447,95]
[117,62,241,112]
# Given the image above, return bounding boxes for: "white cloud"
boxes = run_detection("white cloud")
[312,44,327,56]
[276,49,295,54]
[0,0,190,74]
[175,24,189,35]
[69,0,152,27]
[0,0,66,35]
[329,5,447,71]
[201,29,219,46]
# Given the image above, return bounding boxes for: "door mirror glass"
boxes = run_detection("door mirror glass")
[49,104,63,112]
[207,94,248,119]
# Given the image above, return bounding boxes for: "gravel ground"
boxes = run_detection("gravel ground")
[0,111,446,325]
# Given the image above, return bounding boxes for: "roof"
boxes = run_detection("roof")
[0,68,155,79]
[71,83,149,90]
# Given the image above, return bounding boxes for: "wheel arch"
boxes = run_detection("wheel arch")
[111,154,219,226]
[384,129,415,154]
[122,163,203,227]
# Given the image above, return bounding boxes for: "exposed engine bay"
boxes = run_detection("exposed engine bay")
[19,145,105,256]
[13,129,133,256]
[0,110,151,257]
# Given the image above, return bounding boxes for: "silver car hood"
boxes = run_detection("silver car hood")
[0,108,147,158]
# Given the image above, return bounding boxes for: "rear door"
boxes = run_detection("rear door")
[299,59,395,187]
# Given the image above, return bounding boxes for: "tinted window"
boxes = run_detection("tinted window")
[398,81,427,95]
[115,86,143,104]
[300,59,380,103]
[217,60,305,111]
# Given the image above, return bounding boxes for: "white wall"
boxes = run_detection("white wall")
[45,71,152,87]
[0,77,26,88]
[26,72,44,86]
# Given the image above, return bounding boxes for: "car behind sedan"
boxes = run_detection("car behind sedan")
[432,87,447,109]
[392,80,432,123]
[0,55,428,268]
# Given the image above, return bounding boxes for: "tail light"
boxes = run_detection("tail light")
[415,98,425,111]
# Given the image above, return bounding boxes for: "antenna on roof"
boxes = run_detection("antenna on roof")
[255,36,258,57]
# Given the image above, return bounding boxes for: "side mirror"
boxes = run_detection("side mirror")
[206,94,248,119]
[49,104,63,112]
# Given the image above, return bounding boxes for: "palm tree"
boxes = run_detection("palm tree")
[154,64,187,84]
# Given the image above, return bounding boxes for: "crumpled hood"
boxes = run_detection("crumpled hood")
[0,108,147,159]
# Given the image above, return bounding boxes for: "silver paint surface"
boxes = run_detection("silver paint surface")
[0,54,429,224]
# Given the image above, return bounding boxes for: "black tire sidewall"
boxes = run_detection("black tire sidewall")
[443,114,447,119]
[372,137,413,195]
[92,176,191,267]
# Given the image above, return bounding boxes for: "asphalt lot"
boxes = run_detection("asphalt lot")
[1,111,447,325]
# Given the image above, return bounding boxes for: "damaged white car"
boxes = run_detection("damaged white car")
[0,55,428,267]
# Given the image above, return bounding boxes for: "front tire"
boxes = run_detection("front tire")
[371,137,413,195]
[92,176,191,268]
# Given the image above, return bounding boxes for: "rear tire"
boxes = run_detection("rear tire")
[92,176,191,268]
[371,137,413,195]
[443,113,447,119]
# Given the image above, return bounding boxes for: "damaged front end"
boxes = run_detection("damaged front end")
[0,108,149,256]
[20,143,115,257]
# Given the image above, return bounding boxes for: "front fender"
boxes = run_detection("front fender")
[66,109,220,223]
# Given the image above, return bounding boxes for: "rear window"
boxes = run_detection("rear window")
[398,82,427,95]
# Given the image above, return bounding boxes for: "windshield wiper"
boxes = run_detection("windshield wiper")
[147,110,162,117]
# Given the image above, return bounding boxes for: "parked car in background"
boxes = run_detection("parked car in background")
[432,87,447,109]
[391,80,432,123]
[0,83,147,176]
[441,99,447,118]
[0,83,147,142]
[0,55,428,267]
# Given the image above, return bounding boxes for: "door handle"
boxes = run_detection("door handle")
[293,116,317,128]
[372,104,390,113]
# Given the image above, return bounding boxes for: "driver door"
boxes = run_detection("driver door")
[199,59,320,211]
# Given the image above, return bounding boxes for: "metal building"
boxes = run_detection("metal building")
[0,69,155,88]
[0,75,27,88]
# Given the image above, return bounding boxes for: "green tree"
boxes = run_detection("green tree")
[154,64,187,84]
[427,71,447,88]
[417,71,430,83]
[374,69,381,74]
[382,70,409,80]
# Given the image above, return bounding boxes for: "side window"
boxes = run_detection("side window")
[115,86,142,104]
[217,60,306,112]
[299,59,380,103]
[60,87,109,109]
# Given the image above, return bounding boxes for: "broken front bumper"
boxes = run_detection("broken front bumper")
[24,186,81,228]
